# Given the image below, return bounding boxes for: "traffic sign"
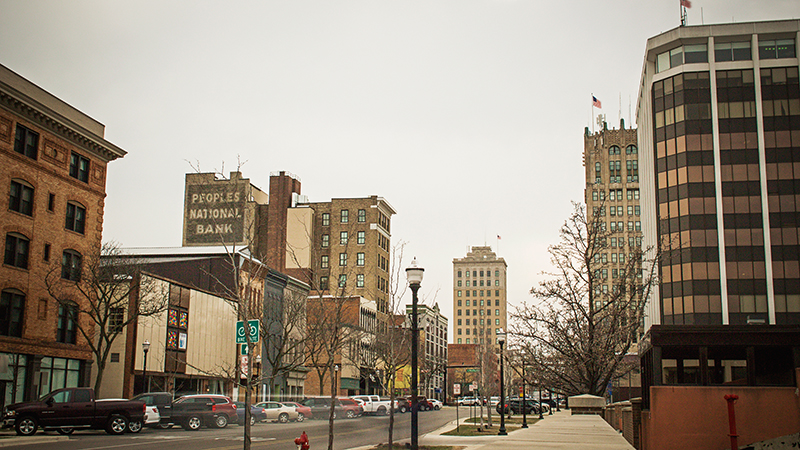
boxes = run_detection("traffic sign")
[236,319,260,344]
[453,384,461,395]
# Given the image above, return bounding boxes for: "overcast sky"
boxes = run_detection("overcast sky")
[2,1,798,341]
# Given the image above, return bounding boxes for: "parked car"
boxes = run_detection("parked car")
[127,404,160,433]
[457,396,481,406]
[130,392,174,428]
[171,394,237,430]
[488,396,500,407]
[429,399,443,410]
[496,398,540,415]
[351,395,392,415]
[339,398,364,418]
[255,401,298,423]
[281,401,310,421]
[406,396,433,411]
[233,402,267,426]
[1,387,145,436]
[394,397,410,413]
[300,397,344,419]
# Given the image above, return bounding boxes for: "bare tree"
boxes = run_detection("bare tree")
[510,202,659,397]
[257,285,309,401]
[369,241,412,449]
[43,241,169,394]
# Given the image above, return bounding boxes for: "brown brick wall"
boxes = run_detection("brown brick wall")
[0,108,110,363]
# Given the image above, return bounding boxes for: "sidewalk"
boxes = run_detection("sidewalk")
[415,409,635,450]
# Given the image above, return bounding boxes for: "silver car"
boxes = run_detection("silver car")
[255,401,298,423]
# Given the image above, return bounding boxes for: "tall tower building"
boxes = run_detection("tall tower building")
[584,120,644,336]
[452,246,508,346]
[637,20,800,328]
[635,19,800,448]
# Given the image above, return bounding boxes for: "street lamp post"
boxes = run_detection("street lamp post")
[496,328,507,436]
[521,357,528,428]
[406,258,424,450]
[142,340,150,393]
[538,384,544,420]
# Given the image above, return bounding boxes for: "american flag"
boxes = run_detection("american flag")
[681,0,692,8]
[497,235,502,240]
[592,96,602,109]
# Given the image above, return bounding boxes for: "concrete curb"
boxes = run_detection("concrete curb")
[0,433,70,447]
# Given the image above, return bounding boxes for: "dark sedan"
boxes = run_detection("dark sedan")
[233,402,267,426]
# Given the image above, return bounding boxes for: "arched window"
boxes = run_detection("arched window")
[0,289,25,337]
[65,201,86,234]
[4,232,30,269]
[9,179,34,216]
[626,145,638,155]
[61,249,82,281]
[609,145,621,155]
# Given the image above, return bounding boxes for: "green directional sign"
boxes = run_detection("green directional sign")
[465,368,479,373]
[236,319,259,344]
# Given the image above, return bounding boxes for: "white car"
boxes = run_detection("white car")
[124,405,160,433]
[458,397,481,406]
[429,399,443,410]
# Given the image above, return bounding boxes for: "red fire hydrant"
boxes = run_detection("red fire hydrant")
[294,431,310,450]
[724,394,739,450]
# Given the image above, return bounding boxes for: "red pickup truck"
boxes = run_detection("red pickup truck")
[2,387,145,436]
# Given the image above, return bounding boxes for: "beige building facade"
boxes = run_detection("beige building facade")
[452,246,508,346]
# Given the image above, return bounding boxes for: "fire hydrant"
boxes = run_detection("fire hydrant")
[294,431,310,450]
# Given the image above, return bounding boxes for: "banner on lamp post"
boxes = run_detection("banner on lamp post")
[240,355,248,379]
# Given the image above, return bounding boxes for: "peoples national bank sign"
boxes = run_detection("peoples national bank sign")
[183,183,246,245]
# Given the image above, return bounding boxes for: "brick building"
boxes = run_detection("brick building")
[584,121,644,401]
[180,170,396,397]
[0,63,126,407]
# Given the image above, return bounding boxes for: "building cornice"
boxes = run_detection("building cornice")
[0,85,126,163]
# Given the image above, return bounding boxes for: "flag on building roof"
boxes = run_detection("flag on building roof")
[592,96,602,109]
[497,235,502,240]
[680,0,692,8]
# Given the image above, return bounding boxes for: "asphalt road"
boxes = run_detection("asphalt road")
[10,408,458,450]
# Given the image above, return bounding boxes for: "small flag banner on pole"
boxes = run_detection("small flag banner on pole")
[680,0,691,8]
[592,96,602,109]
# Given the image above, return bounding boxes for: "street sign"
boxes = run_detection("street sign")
[453,384,461,395]
[469,382,477,392]
[240,344,249,355]
[465,368,479,373]
[236,319,259,344]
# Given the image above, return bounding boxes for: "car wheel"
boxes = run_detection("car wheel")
[56,427,75,435]
[296,413,305,422]
[331,411,337,420]
[183,415,202,431]
[127,420,142,433]
[399,405,408,413]
[15,416,38,436]
[435,405,441,410]
[277,413,289,423]
[106,414,128,435]
[214,414,228,428]
[345,410,355,419]
[376,406,387,416]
